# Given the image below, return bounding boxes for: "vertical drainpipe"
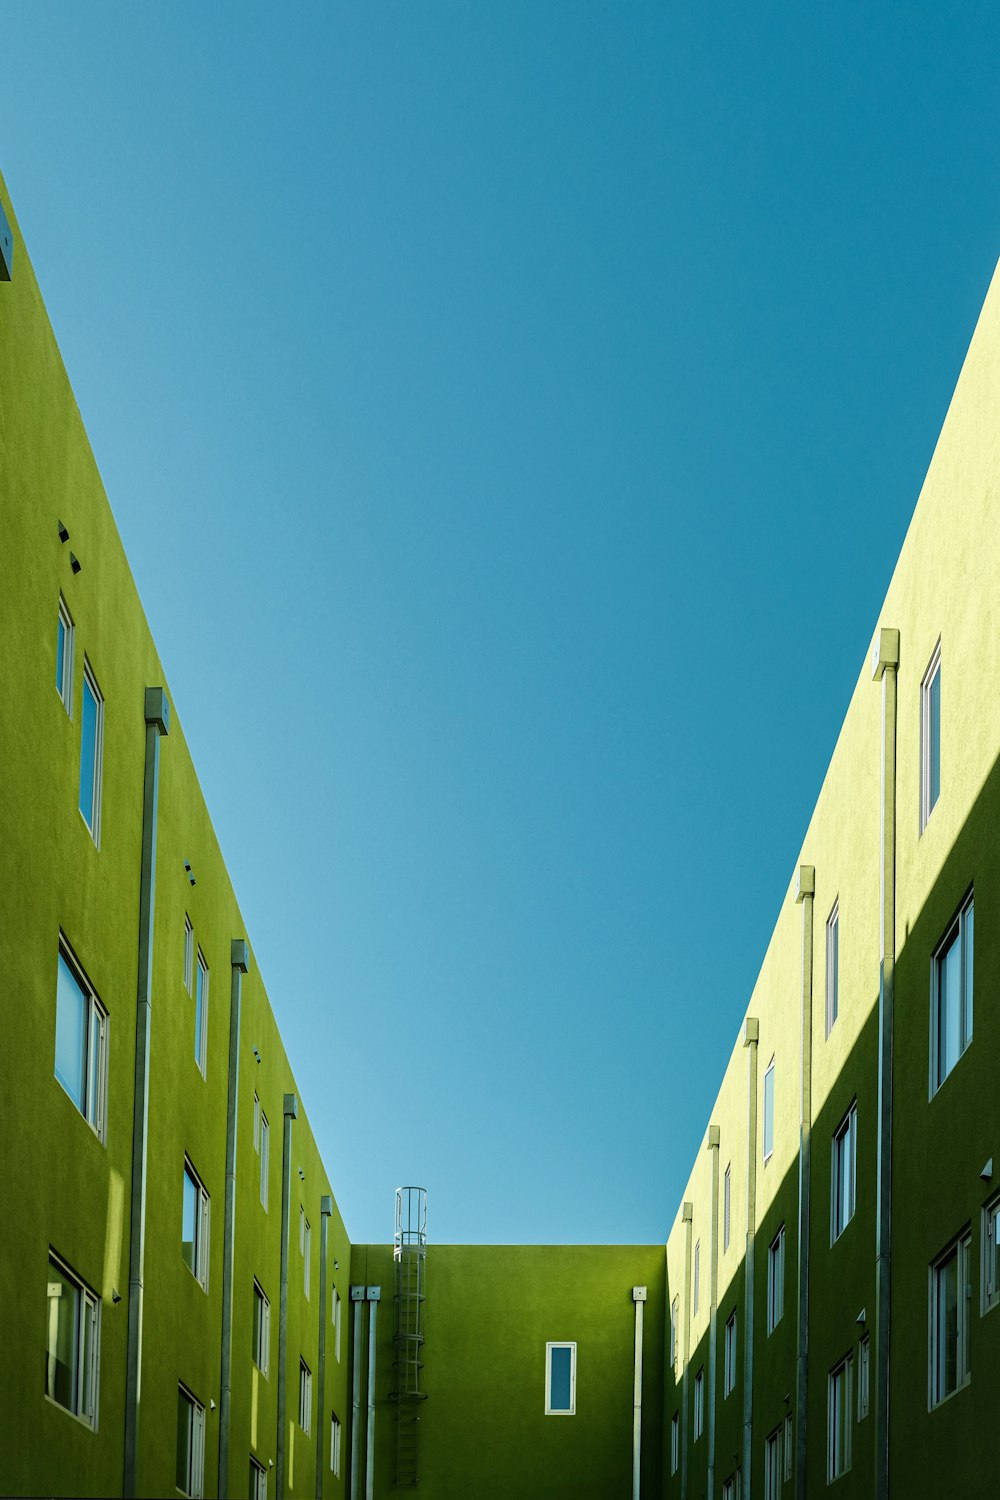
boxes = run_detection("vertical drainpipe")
[706,1125,721,1500]
[123,687,169,1498]
[872,627,899,1500]
[350,1286,365,1500]
[742,1016,759,1500]
[365,1287,381,1500]
[794,866,815,1500]
[316,1196,333,1499]
[680,1201,693,1500]
[219,938,250,1500]
[632,1285,647,1500]
[276,1093,299,1500]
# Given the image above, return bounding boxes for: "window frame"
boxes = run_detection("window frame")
[763,1056,775,1163]
[330,1411,342,1475]
[303,1214,311,1300]
[670,1296,679,1370]
[831,1101,858,1243]
[766,1225,785,1334]
[252,1280,270,1378]
[250,1456,267,1500]
[722,1475,741,1500]
[930,1230,972,1408]
[982,1194,1000,1315]
[920,638,942,833]
[333,1285,342,1362]
[858,1334,870,1420]
[299,1358,313,1434]
[783,1413,793,1481]
[764,1424,782,1500]
[827,1352,853,1481]
[194,949,209,1076]
[693,1366,704,1440]
[45,1252,100,1429]
[176,1384,206,1498]
[544,1341,577,1416]
[183,916,194,996]
[723,1162,731,1253]
[825,899,840,1036]
[55,940,108,1143]
[78,659,104,846]
[670,1412,680,1475]
[259,1110,270,1210]
[930,890,973,1097]
[56,596,75,714]
[693,1238,700,1316]
[181,1158,210,1292]
[723,1309,737,1398]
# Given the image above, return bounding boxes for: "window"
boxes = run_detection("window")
[784,1414,793,1480]
[724,1163,731,1252]
[183,916,194,996]
[693,1239,701,1315]
[79,661,104,845]
[45,1254,100,1426]
[982,1196,1000,1314]
[826,900,839,1035]
[299,1358,312,1433]
[931,891,973,1094]
[332,1286,342,1361]
[723,1310,737,1397]
[670,1412,679,1475]
[670,1296,679,1369]
[763,1057,775,1162]
[828,1353,853,1480]
[259,1111,270,1210]
[858,1335,870,1419]
[330,1412,342,1475]
[56,597,74,712]
[182,1160,210,1291]
[303,1215,311,1300]
[722,1475,741,1500]
[767,1225,785,1333]
[931,1231,971,1406]
[920,639,941,831]
[176,1385,206,1498]
[252,1281,270,1377]
[694,1367,704,1440]
[831,1102,857,1242]
[250,1457,267,1500]
[55,943,108,1141]
[194,951,209,1074]
[544,1342,576,1415]
[764,1425,781,1500]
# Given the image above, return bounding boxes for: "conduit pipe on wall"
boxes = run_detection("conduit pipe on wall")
[794,866,815,1500]
[366,1287,380,1500]
[872,627,899,1500]
[219,939,249,1499]
[276,1093,298,1500]
[350,1287,364,1500]
[742,1017,760,1500]
[632,1285,647,1500]
[680,1201,693,1500]
[706,1125,721,1500]
[123,687,169,1499]
[316,1197,333,1499]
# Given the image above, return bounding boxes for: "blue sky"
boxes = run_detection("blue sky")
[5,2,1000,1244]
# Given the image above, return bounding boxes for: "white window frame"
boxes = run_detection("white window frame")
[544,1341,577,1415]
[45,1252,100,1428]
[670,1412,680,1475]
[920,638,942,833]
[252,1280,270,1377]
[783,1413,793,1481]
[333,1285,342,1361]
[767,1225,785,1334]
[858,1335,870,1420]
[182,1158,210,1292]
[723,1163,731,1253]
[831,1101,857,1243]
[56,596,74,713]
[299,1358,313,1434]
[827,1353,853,1481]
[55,941,108,1143]
[982,1195,1000,1315]
[826,899,839,1036]
[330,1411,342,1475]
[723,1310,737,1397]
[253,1091,261,1152]
[764,1424,781,1500]
[930,1230,972,1407]
[763,1056,775,1163]
[183,916,194,996]
[693,1238,701,1316]
[722,1475,741,1500]
[177,1384,206,1498]
[930,890,973,1097]
[694,1367,704,1440]
[259,1111,270,1210]
[670,1296,679,1369]
[250,1456,267,1500]
[304,1215,311,1300]
[194,950,209,1076]
[79,659,104,846]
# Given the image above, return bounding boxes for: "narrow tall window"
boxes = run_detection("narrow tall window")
[333,1286,342,1361]
[259,1111,270,1210]
[181,1159,210,1291]
[783,1414,793,1480]
[252,1281,270,1377]
[723,1163,731,1252]
[831,1102,857,1242]
[920,640,941,831]
[693,1239,701,1315]
[983,1197,1000,1314]
[670,1296,679,1369]
[299,1359,312,1433]
[79,661,104,845]
[194,951,208,1074]
[56,597,74,713]
[694,1367,704,1440]
[826,900,840,1035]
[723,1310,737,1397]
[55,942,108,1141]
[858,1335,870,1419]
[176,1386,206,1497]
[767,1225,785,1333]
[722,1476,741,1500]
[931,1232,972,1406]
[764,1425,781,1500]
[330,1413,342,1475]
[828,1354,853,1480]
[45,1254,100,1427]
[250,1458,267,1500]
[931,891,973,1094]
[545,1342,576,1415]
[304,1216,311,1300]
[670,1413,680,1475]
[763,1057,775,1162]
[183,916,194,996]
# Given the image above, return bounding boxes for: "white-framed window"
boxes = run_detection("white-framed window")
[694,1367,704,1439]
[764,1424,781,1500]
[176,1385,206,1497]
[181,1159,210,1291]
[253,1091,261,1151]
[259,1110,270,1211]
[79,660,104,845]
[723,1163,731,1253]
[183,916,194,996]
[767,1225,785,1334]
[544,1342,576,1415]
[826,900,840,1035]
[670,1412,680,1475]
[55,942,108,1142]
[56,597,74,713]
[784,1414,793,1480]
[723,1310,737,1397]
[828,1353,853,1480]
[304,1215,311,1300]
[831,1102,857,1242]
[693,1239,701,1316]
[250,1456,267,1500]
[299,1358,312,1433]
[252,1280,270,1377]
[194,950,209,1075]
[920,639,941,832]
[858,1335,870,1420]
[931,1230,972,1406]
[982,1195,1000,1314]
[670,1296,679,1369]
[722,1474,741,1500]
[330,1412,342,1475]
[45,1253,100,1427]
[931,891,973,1096]
[332,1286,342,1361]
[763,1057,775,1162]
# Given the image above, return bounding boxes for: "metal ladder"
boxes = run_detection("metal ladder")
[390,1186,427,1487]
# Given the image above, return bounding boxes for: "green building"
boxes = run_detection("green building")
[2,160,999,1499]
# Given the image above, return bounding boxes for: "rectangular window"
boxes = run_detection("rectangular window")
[79,661,104,845]
[56,597,74,712]
[767,1225,785,1334]
[694,1367,704,1440]
[723,1163,731,1253]
[722,1475,741,1500]
[693,1239,701,1316]
[931,1231,972,1406]
[45,1254,100,1427]
[831,1102,857,1242]
[931,891,973,1094]
[764,1425,781,1500]
[250,1457,267,1500]
[545,1342,576,1415]
[183,916,194,996]
[304,1216,311,1300]
[194,951,209,1074]
[982,1197,1000,1314]
[723,1310,737,1397]
[826,900,840,1035]
[299,1359,312,1433]
[176,1385,206,1498]
[181,1159,210,1291]
[55,942,108,1142]
[252,1281,270,1377]
[858,1335,870,1419]
[920,639,941,831]
[259,1111,270,1210]
[784,1414,793,1480]
[333,1286,342,1362]
[670,1412,680,1475]
[670,1296,679,1369]
[828,1354,853,1480]
[330,1412,342,1475]
[763,1057,775,1162]
[253,1091,261,1152]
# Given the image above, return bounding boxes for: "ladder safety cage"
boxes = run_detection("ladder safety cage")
[390,1186,428,1488]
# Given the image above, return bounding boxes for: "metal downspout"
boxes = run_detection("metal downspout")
[872,627,899,1500]
[742,1017,760,1500]
[350,1288,364,1500]
[219,938,249,1500]
[794,866,815,1500]
[680,1201,693,1500]
[123,687,169,1498]
[707,1125,721,1500]
[632,1285,647,1500]
[366,1287,380,1500]
[276,1093,298,1500]
[316,1196,333,1499]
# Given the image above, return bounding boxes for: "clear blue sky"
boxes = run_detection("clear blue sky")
[5,3,1000,1244]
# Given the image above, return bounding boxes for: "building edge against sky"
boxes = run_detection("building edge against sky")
[5,158,1000,1498]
